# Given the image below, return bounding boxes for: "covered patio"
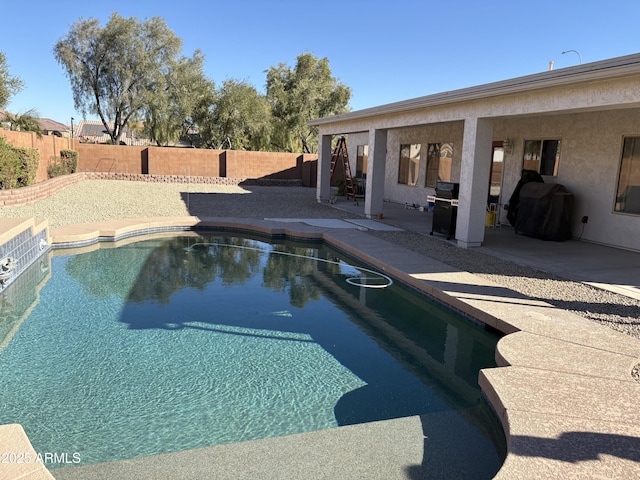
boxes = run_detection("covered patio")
[311,53,640,252]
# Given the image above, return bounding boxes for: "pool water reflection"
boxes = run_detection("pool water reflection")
[0,233,505,477]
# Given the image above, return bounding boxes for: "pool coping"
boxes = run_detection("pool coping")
[4,216,640,479]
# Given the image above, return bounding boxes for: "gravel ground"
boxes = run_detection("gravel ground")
[3,180,639,375]
[1,181,351,228]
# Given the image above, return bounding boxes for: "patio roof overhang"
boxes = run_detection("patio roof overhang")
[310,52,640,127]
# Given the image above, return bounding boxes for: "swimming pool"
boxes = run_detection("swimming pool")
[0,232,505,476]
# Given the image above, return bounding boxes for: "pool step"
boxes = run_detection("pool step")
[0,423,56,479]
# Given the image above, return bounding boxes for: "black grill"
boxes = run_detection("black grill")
[435,181,459,199]
[430,182,460,240]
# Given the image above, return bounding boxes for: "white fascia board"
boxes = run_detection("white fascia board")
[310,53,640,126]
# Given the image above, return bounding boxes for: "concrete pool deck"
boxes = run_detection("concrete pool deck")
[1,214,639,479]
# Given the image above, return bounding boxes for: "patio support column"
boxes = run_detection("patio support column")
[456,117,493,248]
[316,133,333,202]
[364,128,387,219]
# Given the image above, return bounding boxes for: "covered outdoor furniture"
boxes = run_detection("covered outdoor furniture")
[506,169,544,227]
[514,182,574,241]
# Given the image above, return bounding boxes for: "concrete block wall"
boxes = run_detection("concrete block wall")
[75,144,315,183]
[225,150,300,179]
[146,147,224,176]
[0,130,75,183]
[1,129,319,190]
[76,144,147,174]
[0,174,86,206]
[300,154,317,187]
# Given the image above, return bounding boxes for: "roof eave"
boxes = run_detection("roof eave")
[309,53,640,126]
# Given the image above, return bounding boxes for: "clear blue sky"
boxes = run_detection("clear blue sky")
[3,0,639,125]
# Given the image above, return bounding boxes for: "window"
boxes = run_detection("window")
[615,137,640,214]
[489,144,504,203]
[398,144,420,186]
[356,145,368,179]
[523,139,561,176]
[425,143,453,188]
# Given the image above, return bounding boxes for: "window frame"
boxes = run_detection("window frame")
[425,142,453,188]
[522,139,561,176]
[356,145,368,179]
[614,136,640,215]
[397,143,421,186]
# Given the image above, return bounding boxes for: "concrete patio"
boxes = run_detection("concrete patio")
[330,197,640,301]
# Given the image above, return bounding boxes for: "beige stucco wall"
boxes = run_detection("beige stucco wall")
[346,132,368,176]
[316,74,640,137]
[494,108,640,250]
[323,108,640,251]
[384,122,464,207]
[315,63,640,251]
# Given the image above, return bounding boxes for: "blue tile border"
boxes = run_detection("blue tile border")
[0,227,50,292]
[51,225,323,250]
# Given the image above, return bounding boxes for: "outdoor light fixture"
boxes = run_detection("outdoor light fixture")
[561,50,582,65]
[503,138,513,154]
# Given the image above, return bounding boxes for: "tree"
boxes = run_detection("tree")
[143,51,216,147]
[0,51,23,109]
[197,79,271,150]
[54,13,188,145]
[266,53,351,153]
[2,108,43,137]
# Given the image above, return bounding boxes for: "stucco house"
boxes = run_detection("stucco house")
[311,53,640,252]
[37,117,70,137]
[76,119,150,145]
[0,111,70,137]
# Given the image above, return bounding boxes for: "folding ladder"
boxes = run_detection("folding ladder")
[329,136,356,201]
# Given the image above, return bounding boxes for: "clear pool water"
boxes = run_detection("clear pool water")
[0,233,505,476]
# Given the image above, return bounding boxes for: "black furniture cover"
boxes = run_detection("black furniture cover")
[507,169,544,226]
[515,182,574,241]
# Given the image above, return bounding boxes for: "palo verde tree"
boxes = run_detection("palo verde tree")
[0,51,23,109]
[54,13,192,145]
[266,53,351,153]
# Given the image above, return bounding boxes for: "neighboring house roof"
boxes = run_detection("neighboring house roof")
[76,119,151,145]
[0,111,70,135]
[310,53,640,125]
[37,118,69,133]
[76,120,137,138]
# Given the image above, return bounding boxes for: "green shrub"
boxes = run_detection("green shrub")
[47,159,67,178]
[60,149,78,173]
[13,146,39,187]
[0,138,19,190]
[48,149,78,178]
[0,137,39,189]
